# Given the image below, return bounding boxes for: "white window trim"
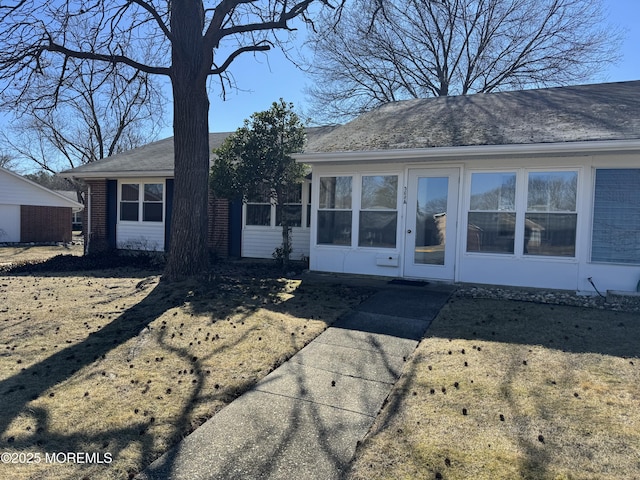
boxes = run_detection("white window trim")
[117,179,166,225]
[243,180,311,230]
[358,173,401,249]
[314,172,403,250]
[463,167,581,261]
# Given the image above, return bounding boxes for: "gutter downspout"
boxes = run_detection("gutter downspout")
[86,183,91,255]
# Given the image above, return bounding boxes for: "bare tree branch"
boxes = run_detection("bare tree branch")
[211,43,272,74]
[305,0,622,122]
[0,0,347,281]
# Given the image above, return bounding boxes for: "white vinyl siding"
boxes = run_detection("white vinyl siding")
[0,205,20,242]
[116,224,165,251]
[0,169,80,208]
[241,181,311,259]
[116,179,165,251]
[241,229,310,259]
[307,151,640,293]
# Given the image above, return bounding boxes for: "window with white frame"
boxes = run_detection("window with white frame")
[467,172,517,253]
[119,182,164,222]
[143,184,164,222]
[244,182,310,228]
[317,176,352,245]
[276,184,303,227]
[466,170,577,257]
[592,169,640,264]
[245,186,272,226]
[524,171,577,257]
[358,175,398,248]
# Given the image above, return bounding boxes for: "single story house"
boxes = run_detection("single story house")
[0,167,83,243]
[297,80,640,293]
[61,80,639,294]
[60,128,336,258]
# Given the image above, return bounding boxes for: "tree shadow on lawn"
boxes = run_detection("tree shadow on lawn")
[398,296,640,480]
[0,280,185,436]
[429,296,640,359]
[348,294,640,478]
[0,263,334,477]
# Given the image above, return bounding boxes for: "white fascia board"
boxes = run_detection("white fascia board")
[60,170,175,180]
[296,139,640,165]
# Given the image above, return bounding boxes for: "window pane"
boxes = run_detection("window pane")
[415,177,449,265]
[143,203,163,222]
[592,169,640,264]
[247,185,272,203]
[317,211,351,245]
[361,176,398,210]
[246,204,271,226]
[277,205,302,227]
[467,212,516,253]
[319,177,352,209]
[121,184,139,201]
[279,184,302,204]
[470,173,516,211]
[120,202,139,221]
[527,172,577,212]
[144,184,163,202]
[359,211,397,248]
[524,213,576,257]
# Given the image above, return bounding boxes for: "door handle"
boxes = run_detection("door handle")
[407,229,412,234]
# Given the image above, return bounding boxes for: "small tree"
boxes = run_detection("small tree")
[211,100,306,269]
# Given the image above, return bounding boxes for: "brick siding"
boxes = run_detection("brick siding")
[20,205,72,243]
[84,179,110,254]
[208,192,229,257]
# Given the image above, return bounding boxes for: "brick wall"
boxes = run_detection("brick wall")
[84,179,110,254]
[20,205,72,243]
[208,192,229,257]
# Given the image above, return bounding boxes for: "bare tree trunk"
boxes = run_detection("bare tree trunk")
[164,0,211,281]
[276,186,292,271]
[281,220,291,271]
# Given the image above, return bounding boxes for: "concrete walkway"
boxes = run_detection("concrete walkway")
[137,284,454,480]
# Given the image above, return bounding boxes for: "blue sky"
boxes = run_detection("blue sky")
[2,1,639,152]
[191,0,640,136]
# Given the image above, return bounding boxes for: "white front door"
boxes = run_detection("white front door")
[404,168,459,281]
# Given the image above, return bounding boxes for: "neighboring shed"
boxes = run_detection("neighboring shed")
[0,167,83,243]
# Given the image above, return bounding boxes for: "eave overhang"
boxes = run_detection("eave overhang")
[295,139,640,165]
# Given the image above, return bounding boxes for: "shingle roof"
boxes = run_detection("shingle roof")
[61,132,232,177]
[304,80,640,153]
[62,127,339,178]
[62,81,640,178]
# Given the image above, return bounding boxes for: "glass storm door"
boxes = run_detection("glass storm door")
[404,169,459,280]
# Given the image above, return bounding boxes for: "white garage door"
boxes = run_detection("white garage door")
[0,204,20,242]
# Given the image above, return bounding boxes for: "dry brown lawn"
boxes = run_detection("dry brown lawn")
[347,296,640,480]
[0,244,83,266]
[0,249,372,480]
